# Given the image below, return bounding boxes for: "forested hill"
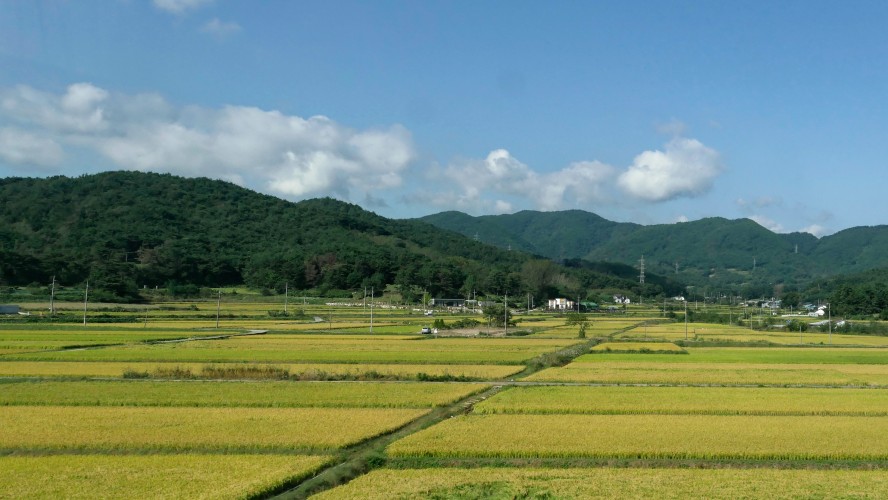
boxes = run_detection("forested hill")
[0,171,676,302]
[420,210,888,293]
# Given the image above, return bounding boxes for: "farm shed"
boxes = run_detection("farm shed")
[0,305,21,314]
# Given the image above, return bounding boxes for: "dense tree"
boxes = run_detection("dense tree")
[0,171,670,302]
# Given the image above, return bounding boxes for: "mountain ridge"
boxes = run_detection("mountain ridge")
[419,209,888,292]
[0,171,678,302]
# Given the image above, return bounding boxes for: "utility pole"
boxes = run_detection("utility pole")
[828,303,832,344]
[284,282,288,314]
[370,287,374,334]
[684,298,688,341]
[503,294,510,334]
[82,280,89,326]
[49,276,56,316]
[215,290,221,329]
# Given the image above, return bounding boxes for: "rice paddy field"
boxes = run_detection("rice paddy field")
[617,321,888,346]
[0,360,524,379]
[4,335,579,364]
[0,406,428,452]
[3,300,888,498]
[314,467,888,499]
[0,454,332,500]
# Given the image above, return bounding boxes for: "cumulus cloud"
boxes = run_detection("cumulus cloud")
[0,83,415,200]
[200,18,242,38]
[799,224,827,238]
[617,138,723,202]
[0,127,63,167]
[153,0,214,14]
[1,83,109,133]
[750,215,785,233]
[441,149,615,212]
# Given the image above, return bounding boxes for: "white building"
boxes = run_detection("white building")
[548,298,575,310]
[613,295,631,305]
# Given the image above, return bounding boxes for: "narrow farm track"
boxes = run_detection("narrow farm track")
[266,384,508,500]
[264,325,640,499]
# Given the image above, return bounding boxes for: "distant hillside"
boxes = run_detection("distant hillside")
[419,210,888,294]
[0,172,676,302]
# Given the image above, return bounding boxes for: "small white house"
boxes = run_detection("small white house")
[548,298,575,310]
[613,295,631,305]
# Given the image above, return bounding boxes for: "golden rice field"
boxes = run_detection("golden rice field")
[0,380,487,408]
[526,361,888,386]
[590,341,686,352]
[0,406,426,452]
[572,347,888,364]
[0,360,524,379]
[4,336,579,364]
[617,322,888,346]
[529,325,622,339]
[474,385,888,416]
[314,467,888,500]
[0,327,223,341]
[0,454,331,499]
[387,413,888,460]
[4,308,887,498]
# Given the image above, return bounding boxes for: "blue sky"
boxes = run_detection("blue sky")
[2,1,887,236]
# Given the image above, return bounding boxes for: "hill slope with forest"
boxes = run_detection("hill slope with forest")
[0,172,678,302]
[420,210,888,295]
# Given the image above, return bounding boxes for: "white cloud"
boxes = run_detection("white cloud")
[0,127,63,167]
[153,0,214,14]
[675,215,689,223]
[799,224,827,238]
[494,200,513,214]
[200,18,242,38]
[442,149,615,212]
[617,138,723,202]
[656,119,687,136]
[750,215,785,233]
[736,196,782,212]
[0,83,415,200]
[1,83,109,133]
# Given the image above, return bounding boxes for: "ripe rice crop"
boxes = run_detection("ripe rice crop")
[474,385,888,416]
[0,380,487,408]
[571,347,888,364]
[6,337,577,364]
[617,323,888,347]
[0,328,219,343]
[313,467,888,500]
[0,454,330,499]
[525,361,888,386]
[590,342,685,353]
[0,361,524,379]
[387,414,888,460]
[0,406,426,452]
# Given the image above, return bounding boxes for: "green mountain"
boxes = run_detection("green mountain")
[419,210,888,295]
[0,171,676,302]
